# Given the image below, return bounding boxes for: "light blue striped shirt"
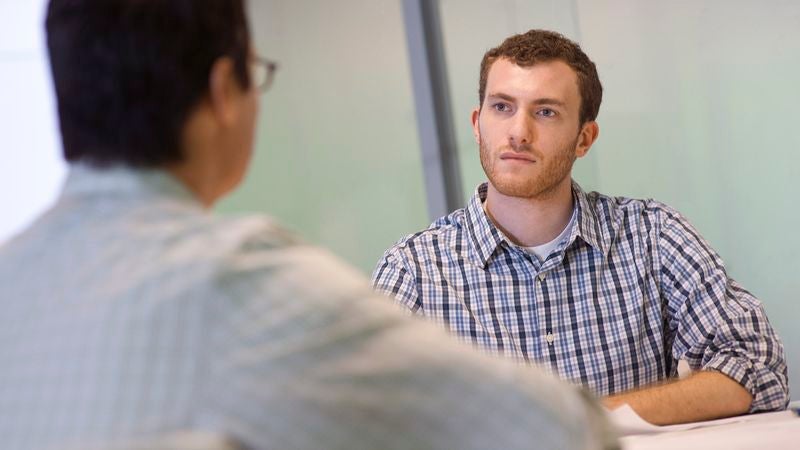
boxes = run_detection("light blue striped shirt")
[0,166,616,450]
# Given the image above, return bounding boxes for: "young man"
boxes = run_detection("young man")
[373,29,788,425]
[0,5,616,450]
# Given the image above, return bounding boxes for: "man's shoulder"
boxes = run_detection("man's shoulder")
[203,213,301,256]
[208,214,370,304]
[381,207,468,258]
[580,188,678,227]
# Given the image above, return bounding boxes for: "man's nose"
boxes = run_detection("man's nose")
[508,114,533,148]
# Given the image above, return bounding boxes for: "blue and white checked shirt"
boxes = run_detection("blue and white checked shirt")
[373,182,789,412]
[0,167,617,450]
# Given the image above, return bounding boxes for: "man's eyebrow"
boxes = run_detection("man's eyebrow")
[530,97,566,107]
[486,92,516,103]
[486,92,566,107]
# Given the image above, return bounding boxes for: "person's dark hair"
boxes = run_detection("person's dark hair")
[46,0,251,167]
[478,29,602,124]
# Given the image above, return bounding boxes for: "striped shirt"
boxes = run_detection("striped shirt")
[373,182,789,412]
[0,166,617,450]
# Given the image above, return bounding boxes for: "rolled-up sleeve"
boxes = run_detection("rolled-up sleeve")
[658,207,789,412]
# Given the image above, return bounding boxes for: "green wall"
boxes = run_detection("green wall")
[218,0,430,273]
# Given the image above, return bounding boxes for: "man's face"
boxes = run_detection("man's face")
[472,58,594,199]
[218,55,260,197]
[230,64,260,187]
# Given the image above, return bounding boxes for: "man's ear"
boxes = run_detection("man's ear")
[207,56,241,127]
[575,121,599,158]
[471,107,481,144]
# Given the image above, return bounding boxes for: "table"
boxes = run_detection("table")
[620,410,800,450]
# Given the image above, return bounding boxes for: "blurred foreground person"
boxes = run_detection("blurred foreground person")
[0,1,616,449]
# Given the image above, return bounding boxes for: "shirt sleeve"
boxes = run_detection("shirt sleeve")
[371,246,423,314]
[657,206,789,412]
[195,235,619,450]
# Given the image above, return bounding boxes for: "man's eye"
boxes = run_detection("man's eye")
[538,108,556,117]
[493,103,511,112]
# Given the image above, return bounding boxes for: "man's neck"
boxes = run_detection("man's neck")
[166,164,215,208]
[167,110,229,209]
[484,178,575,247]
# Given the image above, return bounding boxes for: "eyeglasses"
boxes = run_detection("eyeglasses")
[251,57,278,92]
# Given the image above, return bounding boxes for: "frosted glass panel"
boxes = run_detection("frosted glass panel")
[440,0,799,398]
[217,0,429,273]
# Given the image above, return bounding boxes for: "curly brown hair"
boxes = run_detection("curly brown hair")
[478,29,602,124]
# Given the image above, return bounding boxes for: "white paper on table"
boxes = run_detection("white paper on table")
[607,404,754,436]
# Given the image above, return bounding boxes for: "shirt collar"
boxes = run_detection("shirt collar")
[571,181,612,256]
[464,183,506,268]
[61,162,199,207]
[464,181,611,268]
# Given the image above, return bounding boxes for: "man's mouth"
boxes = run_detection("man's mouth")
[499,152,536,163]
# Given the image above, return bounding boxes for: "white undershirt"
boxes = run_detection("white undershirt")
[522,207,577,262]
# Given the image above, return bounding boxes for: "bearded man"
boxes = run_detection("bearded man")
[372,29,788,425]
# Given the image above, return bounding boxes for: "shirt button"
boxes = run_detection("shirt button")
[545,332,555,344]
[538,273,546,281]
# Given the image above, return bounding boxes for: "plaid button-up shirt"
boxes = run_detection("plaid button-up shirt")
[373,182,789,412]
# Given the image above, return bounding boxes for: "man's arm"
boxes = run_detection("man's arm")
[603,370,752,424]
[644,205,789,424]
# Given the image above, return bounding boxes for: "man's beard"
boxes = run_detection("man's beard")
[479,136,579,200]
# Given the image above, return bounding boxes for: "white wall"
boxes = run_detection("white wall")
[0,0,65,244]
